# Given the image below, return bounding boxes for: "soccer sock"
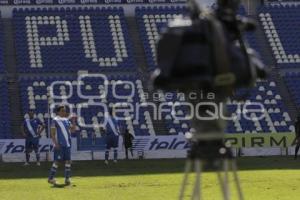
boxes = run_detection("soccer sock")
[130,148,134,157]
[35,151,40,162]
[295,145,300,159]
[26,153,30,163]
[105,150,109,161]
[65,164,71,180]
[125,149,128,159]
[113,148,118,161]
[48,163,58,180]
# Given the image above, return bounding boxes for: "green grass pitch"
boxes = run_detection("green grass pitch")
[0,157,300,200]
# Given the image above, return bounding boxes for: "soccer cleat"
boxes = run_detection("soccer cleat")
[37,162,41,166]
[113,160,118,163]
[24,162,29,166]
[48,179,57,185]
[65,179,71,186]
[104,160,109,165]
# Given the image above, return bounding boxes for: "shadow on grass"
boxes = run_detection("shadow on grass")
[0,156,299,179]
[50,183,77,189]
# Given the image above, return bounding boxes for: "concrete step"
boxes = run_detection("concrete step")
[125,16,149,80]
[252,16,297,120]
[2,18,23,138]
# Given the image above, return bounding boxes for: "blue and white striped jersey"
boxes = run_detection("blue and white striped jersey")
[104,113,120,136]
[51,116,72,147]
[23,118,43,138]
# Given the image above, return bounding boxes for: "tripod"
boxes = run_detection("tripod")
[179,140,244,200]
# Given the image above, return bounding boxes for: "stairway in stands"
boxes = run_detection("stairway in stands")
[145,89,171,135]
[126,16,170,135]
[2,18,23,138]
[126,16,149,80]
[253,15,298,120]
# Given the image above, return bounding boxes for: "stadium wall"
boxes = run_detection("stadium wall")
[0,3,182,18]
[0,0,215,17]
[0,133,297,162]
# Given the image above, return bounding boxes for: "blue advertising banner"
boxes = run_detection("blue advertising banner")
[0,133,295,155]
[0,0,186,5]
[0,138,77,154]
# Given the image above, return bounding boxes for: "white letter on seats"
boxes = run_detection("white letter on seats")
[26,16,70,68]
[79,15,128,67]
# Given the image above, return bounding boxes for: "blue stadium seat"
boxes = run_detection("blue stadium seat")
[135,6,188,71]
[226,80,293,133]
[258,4,300,67]
[135,6,263,70]
[0,78,12,138]
[13,7,136,73]
[0,5,294,145]
[284,72,300,109]
[0,12,4,73]
[19,74,157,143]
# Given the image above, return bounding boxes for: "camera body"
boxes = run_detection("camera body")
[152,0,267,96]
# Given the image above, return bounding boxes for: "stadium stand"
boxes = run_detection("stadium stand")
[149,79,294,135]
[135,6,188,70]
[0,12,11,139]
[147,89,193,136]
[19,75,157,143]
[0,78,11,139]
[239,7,262,55]
[13,7,135,72]
[266,0,300,3]
[0,4,295,144]
[135,5,263,70]
[284,72,300,109]
[258,4,300,67]
[227,80,293,133]
[134,6,293,134]
[0,12,4,73]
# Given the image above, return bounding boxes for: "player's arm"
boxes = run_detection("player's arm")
[130,133,134,141]
[70,124,76,134]
[21,124,26,138]
[294,121,299,143]
[37,120,46,136]
[116,121,121,134]
[100,126,106,135]
[50,125,59,149]
[122,132,126,145]
[70,118,77,134]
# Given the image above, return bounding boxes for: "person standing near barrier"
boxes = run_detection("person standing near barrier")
[21,110,45,166]
[294,114,300,160]
[103,108,120,165]
[48,106,76,185]
[123,128,134,159]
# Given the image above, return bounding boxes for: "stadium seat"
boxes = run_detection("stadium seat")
[0,78,12,138]
[258,4,300,67]
[0,5,295,146]
[0,13,4,73]
[19,74,157,146]
[13,7,136,73]
[135,6,188,70]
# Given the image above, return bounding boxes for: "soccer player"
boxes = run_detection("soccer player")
[123,128,134,159]
[294,114,300,160]
[48,106,76,185]
[104,108,120,165]
[21,110,45,166]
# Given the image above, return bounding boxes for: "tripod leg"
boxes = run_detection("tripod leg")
[179,159,193,200]
[231,161,244,200]
[192,159,201,200]
[217,171,227,200]
[223,159,230,200]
